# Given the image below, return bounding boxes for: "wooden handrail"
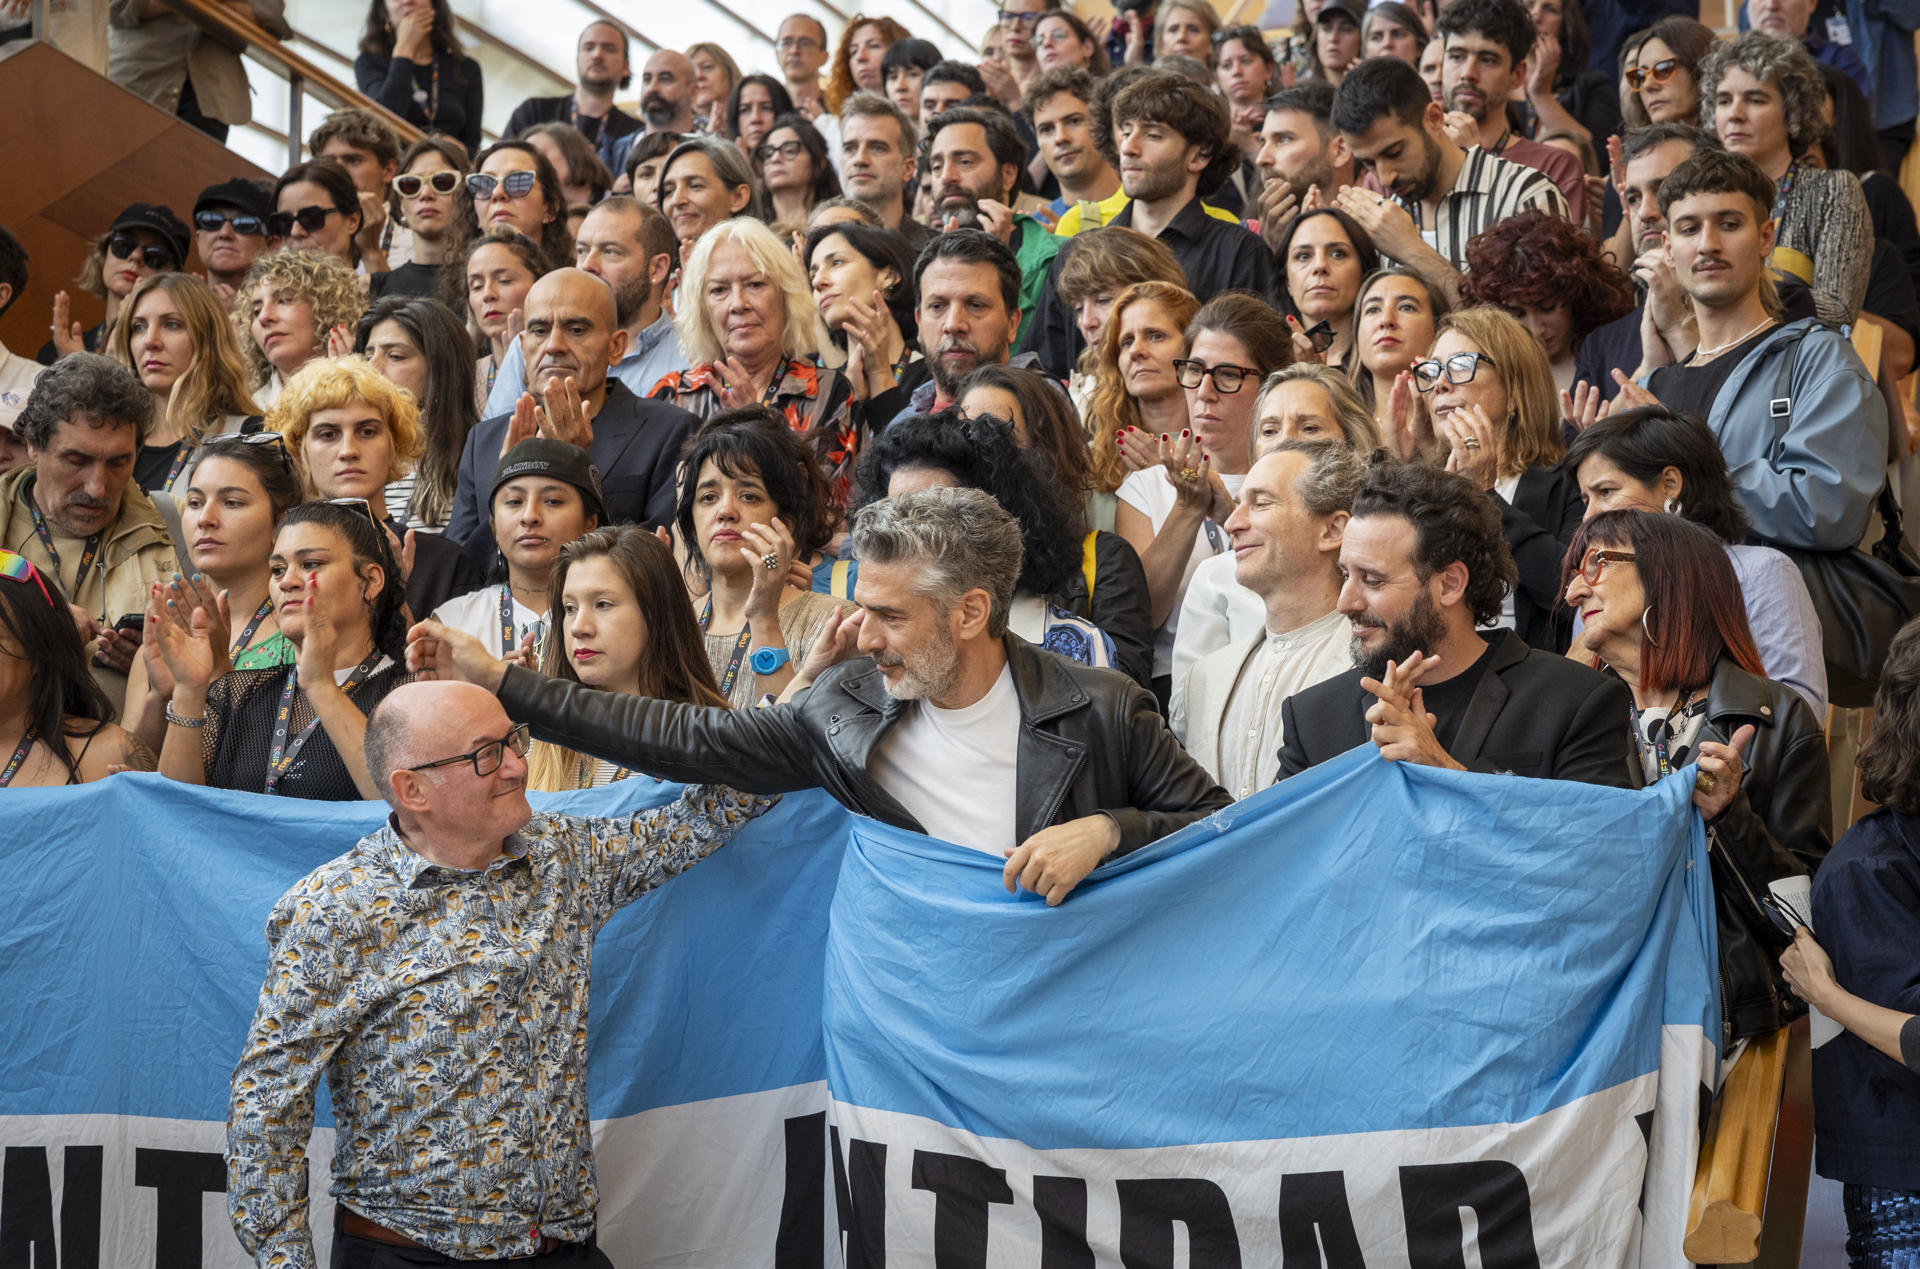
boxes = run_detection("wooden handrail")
[1685,1024,1793,1263]
[154,0,423,163]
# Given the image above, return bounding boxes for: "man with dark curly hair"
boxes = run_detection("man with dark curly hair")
[1276,458,1638,787]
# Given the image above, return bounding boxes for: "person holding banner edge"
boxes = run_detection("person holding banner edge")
[408,486,1232,905]
[226,678,778,1267]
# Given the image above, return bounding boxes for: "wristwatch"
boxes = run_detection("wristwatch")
[750,645,792,674]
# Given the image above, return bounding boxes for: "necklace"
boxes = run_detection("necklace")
[1693,316,1775,361]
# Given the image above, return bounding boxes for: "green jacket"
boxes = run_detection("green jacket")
[1011,214,1063,336]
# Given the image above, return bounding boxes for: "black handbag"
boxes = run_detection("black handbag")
[1757,325,1920,707]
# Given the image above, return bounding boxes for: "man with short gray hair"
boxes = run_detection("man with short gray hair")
[409,487,1229,905]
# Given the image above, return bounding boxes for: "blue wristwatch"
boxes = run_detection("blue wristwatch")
[751,645,792,674]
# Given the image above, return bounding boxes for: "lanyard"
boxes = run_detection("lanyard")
[265,650,383,794]
[161,445,192,493]
[761,358,791,407]
[1770,163,1799,226]
[699,598,752,698]
[579,757,631,789]
[26,488,101,588]
[499,585,517,656]
[1202,518,1226,554]
[232,597,276,657]
[0,729,36,787]
[1632,693,1706,778]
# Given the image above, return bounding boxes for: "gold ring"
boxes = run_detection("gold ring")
[1695,770,1717,794]
[1178,467,1202,482]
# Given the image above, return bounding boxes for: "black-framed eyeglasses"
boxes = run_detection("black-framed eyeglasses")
[393,170,463,198]
[265,206,341,237]
[775,35,821,51]
[1625,57,1679,91]
[194,210,268,237]
[1301,319,1336,352]
[467,171,538,201]
[1573,548,1635,585]
[1173,359,1257,393]
[1759,891,1810,939]
[755,139,806,164]
[406,723,533,778]
[998,7,1044,26]
[1411,351,1497,392]
[107,234,177,270]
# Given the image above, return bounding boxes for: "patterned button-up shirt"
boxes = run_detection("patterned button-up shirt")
[225,786,776,1267]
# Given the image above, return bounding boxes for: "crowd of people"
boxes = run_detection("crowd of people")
[4,0,1920,1263]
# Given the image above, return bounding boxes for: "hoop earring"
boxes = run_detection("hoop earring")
[1664,497,1680,514]
[1642,604,1659,646]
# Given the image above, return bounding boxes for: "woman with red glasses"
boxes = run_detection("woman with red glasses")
[0,551,147,787]
[1618,16,1714,131]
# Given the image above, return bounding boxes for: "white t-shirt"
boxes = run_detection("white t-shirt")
[1117,468,1247,678]
[430,585,549,660]
[867,664,1020,856]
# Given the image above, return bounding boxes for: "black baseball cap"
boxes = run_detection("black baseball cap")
[107,204,189,265]
[490,438,612,527]
[194,178,273,222]
[1317,0,1364,26]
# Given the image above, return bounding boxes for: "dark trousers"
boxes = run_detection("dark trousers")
[331,1232,613,1268]
[175,75,229,143]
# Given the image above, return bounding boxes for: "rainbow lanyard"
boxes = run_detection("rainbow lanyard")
[699,598,752,698]
[0,729,37,787]
[265,650,382,793]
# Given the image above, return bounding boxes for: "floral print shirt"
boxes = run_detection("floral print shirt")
[649,355,857,497]
[225,785,777,1266]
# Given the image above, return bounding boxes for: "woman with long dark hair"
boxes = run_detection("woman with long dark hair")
[526,526,730,791]
[354,294,479,530]
[355,0,484,157]
[1274,208,1378,370]
[456,229,551,411]
[152,500,415,800]
[0,551,144,786]
[755,114,842,230]
[372,136,478,303]
[802,222,924,430]
[1619,16,1714,131]
[465,141,572,269]
[1522,0,1618,155]
[1563,509,1829,1050]
[271,160,365,268]
[1349,267,1450,446]
[728,75,797,158]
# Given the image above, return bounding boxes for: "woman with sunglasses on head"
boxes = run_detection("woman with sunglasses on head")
[1274,208,1378,371]
[107,273,263,493]
[1416,306,1580,651]
[354,0,484,159]
[466,141,573,269]
[353,295,479,532]
[371,137,477,303]
[123,432,305,756]
[232,250,367,410]
[272,356,481,624]
[152,498,415,800]
[526,526,731,792]
[756,115,842,233]
[429,438,604,670]
[1350,267,1451,449]
[727,76,796,160]
[271,160,366,270]
[0,551,147,787]
[42,204,189,364]
[1461,208,1635,392]
[458,229,552,413]
[1564,508,1829,1053]
[1116,294,1291,703]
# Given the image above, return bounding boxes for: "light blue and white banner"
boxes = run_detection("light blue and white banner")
[0,747,1715,1268]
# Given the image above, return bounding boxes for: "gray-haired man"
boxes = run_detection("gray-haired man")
[409,487,1230,904]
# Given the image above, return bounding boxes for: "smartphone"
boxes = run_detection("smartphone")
[112,613,145,635]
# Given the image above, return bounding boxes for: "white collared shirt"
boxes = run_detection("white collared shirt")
[1214,610,1352,799]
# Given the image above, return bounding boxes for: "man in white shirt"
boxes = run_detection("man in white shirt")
[1174,442,1364,797]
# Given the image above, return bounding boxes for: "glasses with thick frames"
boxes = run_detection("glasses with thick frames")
[998,8,1044,26]
[406,723,533,778]
[1173,359,1258,393]
[0,549,56,609]
[1411,351,1498,391]
[1625,57,1680,91]
[107,234,177,270]
[393,170,463,198]
[193,210,268,236]
[754,140,806,164]
[1573,548,1636,586]
[466,171,538,201]
[265,206,341,237]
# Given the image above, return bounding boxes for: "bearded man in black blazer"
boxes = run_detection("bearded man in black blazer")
[1276,460,1639,788]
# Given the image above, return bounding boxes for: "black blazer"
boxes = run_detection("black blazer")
[443,379,698,566]
[1276,629,1639,787]
[1501,463,1583,652]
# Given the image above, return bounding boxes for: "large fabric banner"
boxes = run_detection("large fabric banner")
[0,748,1715,1268]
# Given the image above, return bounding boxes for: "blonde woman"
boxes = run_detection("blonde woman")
[688,43,743,136]
[230,250,366,409]
[107,272,262,492]
[1414,305,1578,650]
[650,217,856,494]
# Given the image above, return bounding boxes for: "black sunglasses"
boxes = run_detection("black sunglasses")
[194,210,269,237]
[265,205,342,237]
[204,429,295,472]
[393,170,463,198]
[467,171,538,201]
[107,234,176,270]
[1301,319,1336,352]
[1759,891,1810,940]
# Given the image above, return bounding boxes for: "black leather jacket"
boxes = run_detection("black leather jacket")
[1693,658,1832,1045]
[496,633,1232,854]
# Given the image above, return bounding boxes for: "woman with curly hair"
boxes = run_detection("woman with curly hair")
[825,16,911,114]
[108,272,262,492]
[1461,208,1634,392]
[231,250,367,409]
[1700,31,1873,325]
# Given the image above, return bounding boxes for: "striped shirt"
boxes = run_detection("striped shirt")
[1394,146,1569,273]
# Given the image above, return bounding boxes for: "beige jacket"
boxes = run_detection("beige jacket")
[0,465,177,713]
[107,0,291,126]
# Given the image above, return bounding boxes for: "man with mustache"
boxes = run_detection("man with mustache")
[0,354,174,713]
[504,22,641,171]
[637,50,697,134]
[410,487,1230,907]
[925,106,1062,329]
[445,269,697,567]
[1327,55,1565,306]
[1276,459,1637,787]
[892,230,1051,425]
